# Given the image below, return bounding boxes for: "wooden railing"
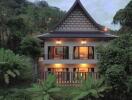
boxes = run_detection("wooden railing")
[39,72,99,86]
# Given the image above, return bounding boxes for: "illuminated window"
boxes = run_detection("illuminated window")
[73,46,94,59]
[48,46,69,59]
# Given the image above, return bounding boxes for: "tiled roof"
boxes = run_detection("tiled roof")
[38,32,118,39]
[53,0,104,32]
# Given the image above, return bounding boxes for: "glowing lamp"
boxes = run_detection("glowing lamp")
[56,40,62,44]
[54,64,62,68]
[80,64,88,68]
[103,27,108,32]
[81,40,87,44]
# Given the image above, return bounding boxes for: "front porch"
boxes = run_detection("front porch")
[39,71,99,86]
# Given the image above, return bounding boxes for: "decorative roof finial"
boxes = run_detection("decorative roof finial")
[76,0,80,3]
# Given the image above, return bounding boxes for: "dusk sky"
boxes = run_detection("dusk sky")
[28,0,130,30]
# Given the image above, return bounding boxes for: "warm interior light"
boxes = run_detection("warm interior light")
[80,64,88,68]
[54,64,62,68]
[56,40,62,44]
[79,47,88,58]
[79,64,89,72]
[81,40,87,44]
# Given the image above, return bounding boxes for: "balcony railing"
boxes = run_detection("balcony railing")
[39,54,97,60]
[39,72,99,86]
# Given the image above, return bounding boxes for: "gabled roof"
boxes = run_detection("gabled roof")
[38,0,118,39]
[52,0,104,32]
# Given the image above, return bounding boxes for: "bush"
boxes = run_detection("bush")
[105,65,127,90]
[0,88,31,100]
[0,48,32,86]
[72,76,110,100]
[28,74,61,100]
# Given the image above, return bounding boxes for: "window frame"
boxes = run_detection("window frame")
[73,46,94,59]
[48,46,69,59]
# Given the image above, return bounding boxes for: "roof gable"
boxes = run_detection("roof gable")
[53,0,103,32]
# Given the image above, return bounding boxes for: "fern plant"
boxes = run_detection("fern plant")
[0,48,31,85]
[28,74,61,100]
[72,76,110,100]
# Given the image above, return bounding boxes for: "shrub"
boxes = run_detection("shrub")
[72,76,110,100]
[28,74,61,100]
[0,48,32,85]
[105,65,127,90]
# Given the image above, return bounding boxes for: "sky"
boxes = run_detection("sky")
[28,0,131,30]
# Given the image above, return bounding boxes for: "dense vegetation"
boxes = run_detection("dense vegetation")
[0,0,64,97]
[0,48,32,85]
[97,1,132,100]
[0,0,65,52]
[0,0,132,100]
[113,0,132,34]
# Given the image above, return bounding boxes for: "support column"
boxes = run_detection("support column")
[44,66,48,80]
[45,45,48,60]
[69,68,73,82]
[69,46,73,59]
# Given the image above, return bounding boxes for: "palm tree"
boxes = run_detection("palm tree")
[72,76,110,100]
[0,48,31,85]
[28,74,61,100]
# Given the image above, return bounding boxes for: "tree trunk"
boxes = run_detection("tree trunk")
[32,58,38,82]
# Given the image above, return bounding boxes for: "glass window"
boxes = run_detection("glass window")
[73,46,94,59]
[48,46,69,59]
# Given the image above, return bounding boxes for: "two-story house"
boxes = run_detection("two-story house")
[38,0,117,84]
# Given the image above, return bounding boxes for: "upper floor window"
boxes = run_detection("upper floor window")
[73,46,94,59]
[48,46,69,59]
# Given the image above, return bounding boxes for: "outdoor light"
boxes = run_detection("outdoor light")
[79,64,89,72]
[81,40,87,44]
[54,64,62,68]
[56,40,62,44]
[103,27,108,32]
[80,64,88,68]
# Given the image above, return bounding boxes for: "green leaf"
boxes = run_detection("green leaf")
[73,92,89,100]
[4,74,9,84]
[48,87,61,93]
[7,70,16,78]
[13,69,20,76]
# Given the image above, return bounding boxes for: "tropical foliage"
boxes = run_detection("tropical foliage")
[105,65,127,92]
[20,36,41,58]
[0,48,31,85]
[28,74,61,100]
[72,76,110,100]
[97,32,132,99]
[20,36,41,81]
[98,33,132,75]
[0,88,31,100]
[113,1,132,33]
[0,0,65,52]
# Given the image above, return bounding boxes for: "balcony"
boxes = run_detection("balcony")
[39,71,99,86]
[39,54,98,64]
